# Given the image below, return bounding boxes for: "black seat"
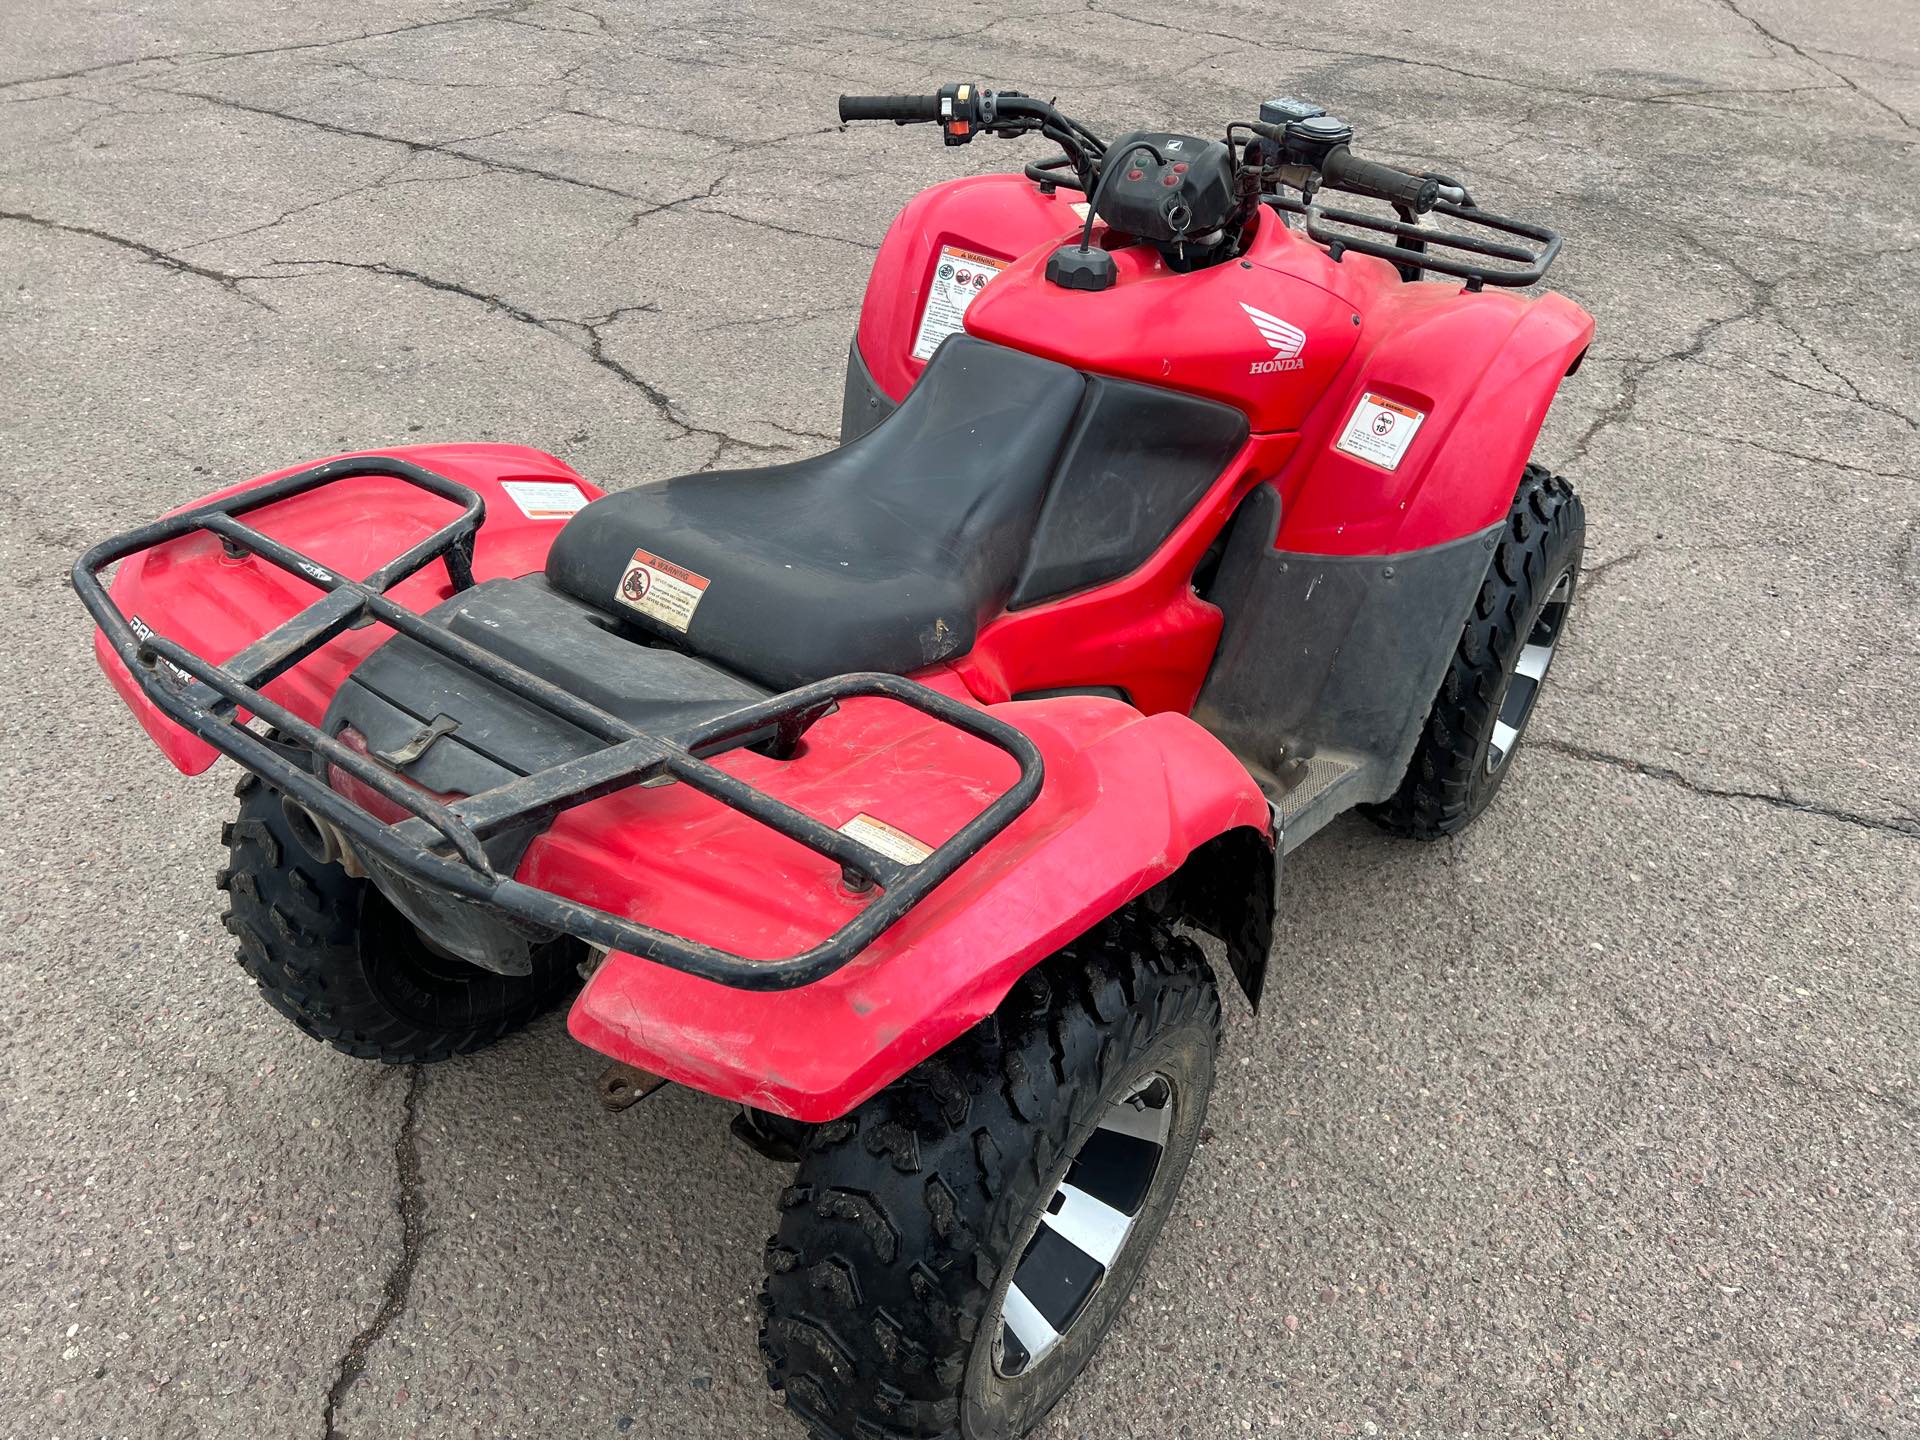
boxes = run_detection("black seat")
[545,337,1086,689]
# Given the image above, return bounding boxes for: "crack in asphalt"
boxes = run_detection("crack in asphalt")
[176,156,491,252]
[0,207,277,309]
[270,257,788,464]
[322,1065,427,1440]
[1609,996,1917,1120]
[0,1,535,93]
[158,87,649,202]
[1534,737,1920,841]
[1091,0,1920,144]
[687,205,880,252]
[1562,272,1773,469]
[1572,547,1648,591]
[1709,0,1918,132]
[1691,353,1920,436]
[1637,419,1916,484]
[1561,230,1920,472]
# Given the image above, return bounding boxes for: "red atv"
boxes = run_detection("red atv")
[77,85,1590,1440]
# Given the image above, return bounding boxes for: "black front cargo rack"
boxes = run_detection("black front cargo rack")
[1266,193,1561,289]
[73,456,1044,991]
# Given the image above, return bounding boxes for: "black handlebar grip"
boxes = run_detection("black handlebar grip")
[838,94,943,123]
[1321,149,1441,214]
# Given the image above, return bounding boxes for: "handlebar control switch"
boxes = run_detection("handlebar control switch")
[937,82,986,146]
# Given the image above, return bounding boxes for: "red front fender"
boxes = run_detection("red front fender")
[566,697,1270,1121]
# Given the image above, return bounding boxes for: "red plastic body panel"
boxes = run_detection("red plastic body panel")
[563,696,1269,1120]
[1261,256,1595,554]
[95,444,602,773]
[93,451,1270,1121]
[860,198,1593,559]
[964,209,1362,433]
[956,432,1297,716]
[854,174,1088,400]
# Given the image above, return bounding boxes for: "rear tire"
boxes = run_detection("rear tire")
[1365,463,1584,839]
[759,910,1221,1440]
[218,772,579,1063]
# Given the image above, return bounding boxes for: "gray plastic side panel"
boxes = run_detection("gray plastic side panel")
[838,338,896,443]
[1193,486,1498,828]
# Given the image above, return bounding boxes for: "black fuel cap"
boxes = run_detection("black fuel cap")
[1045,243,1117,291]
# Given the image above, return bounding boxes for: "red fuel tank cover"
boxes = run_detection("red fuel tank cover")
[963,211,1361,433]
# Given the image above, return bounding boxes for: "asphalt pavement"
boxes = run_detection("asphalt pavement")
[2,1,1916,1436]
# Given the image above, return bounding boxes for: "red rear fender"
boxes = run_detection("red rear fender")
[94,444,601,773]
[565,696,1270,1121]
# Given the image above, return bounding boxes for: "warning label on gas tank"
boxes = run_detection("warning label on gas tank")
[1334,392,1427,471]
[911,246,1008,360]
[614,548,709,633]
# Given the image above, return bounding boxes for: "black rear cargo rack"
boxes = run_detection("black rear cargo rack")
[72,456,1044,991]
[1266,194,1561,289]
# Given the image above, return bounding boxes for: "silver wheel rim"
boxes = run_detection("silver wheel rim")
[988,1073,1174,1379]
[1486,568,1574,774]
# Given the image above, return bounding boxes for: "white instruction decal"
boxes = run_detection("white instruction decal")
[839,813,934,866]
[614,548,709,633]
[501,479,589,520]
[911,246,1009,361]
[1334,392,1427,471]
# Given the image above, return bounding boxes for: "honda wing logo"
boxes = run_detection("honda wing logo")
[1241,302,1308,375]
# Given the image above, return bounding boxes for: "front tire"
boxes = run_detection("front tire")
[218,772,579,1063]
[759,911,1221,1440]
[1366,463,1585,839]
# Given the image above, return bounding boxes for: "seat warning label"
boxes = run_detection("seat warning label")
[615,548,709,632]
[502,479,589,520]
[911,246,1008,361]
[839,812,934,866]
[1334,393,1426,470]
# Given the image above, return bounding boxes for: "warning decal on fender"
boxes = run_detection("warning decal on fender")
[614,548,709,633]
[501,479,589,520]
[911,246,1008,361]
[839,812,934,866]
[1334,393,1426,471]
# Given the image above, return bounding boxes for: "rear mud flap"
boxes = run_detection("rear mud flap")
[1193,485,1497,847]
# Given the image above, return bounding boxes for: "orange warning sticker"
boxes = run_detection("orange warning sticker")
[912,245,1008,361]
[615,548,709,633]
[1334,392,1427,471]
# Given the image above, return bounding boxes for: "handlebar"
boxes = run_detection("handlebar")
[838,94,942,123]
[1319,148,1440,213]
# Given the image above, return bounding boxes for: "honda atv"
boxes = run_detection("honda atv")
[76,84,1590,1440]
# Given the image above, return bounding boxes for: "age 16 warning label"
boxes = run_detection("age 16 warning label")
[1334,393,1427,471]
[911,246,1008,360]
